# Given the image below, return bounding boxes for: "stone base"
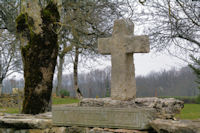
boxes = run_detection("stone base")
[52,106,156,130]
[80,97,184,119]
[52,97,184,130]
[150,119,200,133]
[0,127,151,133]
[0,113,52,129]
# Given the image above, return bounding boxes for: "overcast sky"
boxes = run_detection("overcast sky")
[134,53,187,76]
[61,51,188,77]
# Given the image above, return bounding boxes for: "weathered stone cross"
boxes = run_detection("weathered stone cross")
[98,19,150,100]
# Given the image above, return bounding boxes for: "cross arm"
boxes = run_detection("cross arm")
[98,38,111,55]
[125,35,150,53]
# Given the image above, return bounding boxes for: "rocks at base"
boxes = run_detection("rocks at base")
[135,97,184,119]
[0,112,154,132]
[80,97,184,119]
[53,106,156,130]
[0,127,152,133]
[80,98,137,108]
[89,127,151,133]
[150,119,200,133]
[0,113,52,129]
[0,127,66,133]
[0,94,23,108]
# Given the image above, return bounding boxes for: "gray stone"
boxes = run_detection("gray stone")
[98,19,150,100]
[0,127,67,133]
[89,128,149,133]
[80,97,184,119]
[150,119,200,133]
[0,127,150,133]
[0,112,52,129]
[135,97,184,119]
[52,106,156,130]
[79,98,136,108]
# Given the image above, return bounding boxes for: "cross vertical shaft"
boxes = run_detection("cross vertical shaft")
[98,19,150,100]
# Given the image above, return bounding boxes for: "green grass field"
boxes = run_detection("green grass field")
[176,104,200,120]
[52,97,79,105]
[0,107,20,114]
[0,97,80,114]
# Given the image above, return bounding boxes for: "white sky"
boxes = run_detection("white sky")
[62,51,187,77]
[134,53,187,76]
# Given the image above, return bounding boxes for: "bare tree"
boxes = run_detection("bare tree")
[0,30,22,94]
[142,0,200,59]
[0,0,22,93]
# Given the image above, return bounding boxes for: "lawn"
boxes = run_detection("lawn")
[0,97,80,114]
[52,97,79,105]
[0,107,20,114]
[176,104,200,120]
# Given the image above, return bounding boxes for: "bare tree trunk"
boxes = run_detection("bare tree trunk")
[0,79,2,96]
[74,46,79,98]
[56,55,64,96]
[16,0,60,114]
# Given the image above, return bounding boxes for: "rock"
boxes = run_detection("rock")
[0,112,52,129]
[0,94,23,108]
[80,97,184,119]
[90,128,150,133]
[80,98,136,108]
[135,97,184,119]
[66,126,87,133]
[0,113,4,116]
[0,127,151,133]
[0,127,67,133]
[53,106,156,130]
[150,119,200,133]
[49,127,67,133]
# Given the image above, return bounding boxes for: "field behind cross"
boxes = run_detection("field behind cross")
[0,97,199,120]
[176,104,200,120]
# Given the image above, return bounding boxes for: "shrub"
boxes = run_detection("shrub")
[195,95,200,104]
[59,89,70,98]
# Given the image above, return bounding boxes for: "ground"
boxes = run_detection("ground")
[176,104,200,120]
[0,96,79,114]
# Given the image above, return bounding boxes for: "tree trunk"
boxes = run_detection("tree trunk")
[56,55,64,96]
[0,79,3,96]
[74,46,79,98]
[16,0,60,114]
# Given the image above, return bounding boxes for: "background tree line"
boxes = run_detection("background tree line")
[2,65,199,98]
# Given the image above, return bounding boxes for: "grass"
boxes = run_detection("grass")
[176,104,200,120]
[0,97,79,114]
[52,97,79,105]
[0,107,20,114]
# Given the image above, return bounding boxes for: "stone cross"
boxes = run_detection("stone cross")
[98,19,150,100]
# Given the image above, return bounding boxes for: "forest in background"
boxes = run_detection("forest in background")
[2,65,199,98]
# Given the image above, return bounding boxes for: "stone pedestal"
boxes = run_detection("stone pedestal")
[53,106,156,130]
[52,97,184,130]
